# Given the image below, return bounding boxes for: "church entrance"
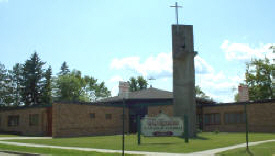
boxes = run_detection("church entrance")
[128,105,148,133]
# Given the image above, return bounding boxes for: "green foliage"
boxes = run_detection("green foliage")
[0,62,24,106]
[56,72,84,102]
[245,58,274,100]
[234,93,239,102]
[0,54,112,106]
[214,129,220,134]
[56,65,111,102]
[11,63,23,106]
[21,52,45,106]
[41,66,52,104]
[0,62,8,106]
[195,85,214,102]
[58,61,70,76]
[128,76,148,92]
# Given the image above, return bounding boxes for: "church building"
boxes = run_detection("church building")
[0,81,274,137]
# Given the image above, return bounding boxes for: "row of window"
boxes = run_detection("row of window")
[204,112,246,125]
[90,113,113,120]
[7,114,39,127]
[5,113,119,127]
[90,113,126,120]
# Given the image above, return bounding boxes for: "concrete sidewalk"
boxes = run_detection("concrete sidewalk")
[0,137,274,156]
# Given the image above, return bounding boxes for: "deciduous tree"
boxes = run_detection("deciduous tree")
[128,76,148,92]
[245,58,274,100]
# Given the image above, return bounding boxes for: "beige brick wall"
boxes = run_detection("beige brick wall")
[52,103,129,137]
[248,102,275,132]
[203,105,246,132]
[0,107,49,136]
[203,102,275,132]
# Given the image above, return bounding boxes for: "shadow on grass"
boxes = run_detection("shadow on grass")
[176,136,209,140]
[247,149,254,156]
[141,142,176,146]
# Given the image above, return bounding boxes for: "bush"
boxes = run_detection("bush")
[214,130,219,134]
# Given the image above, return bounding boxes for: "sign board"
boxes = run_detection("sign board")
[141,113,183,137]
[238,85,249,102]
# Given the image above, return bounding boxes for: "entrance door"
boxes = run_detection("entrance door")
[129,105,148,133]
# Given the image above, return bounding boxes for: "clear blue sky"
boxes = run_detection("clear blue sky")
[0,0,274,102]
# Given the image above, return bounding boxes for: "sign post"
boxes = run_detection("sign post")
[122,98,125,156]
[120,82,129,156]
[238,85,249,151]
[137,115,141,145]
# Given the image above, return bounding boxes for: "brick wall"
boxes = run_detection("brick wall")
[248,102,275,132]
[52,103,129,137]
[202,102,275,132]
[0,107,49,136]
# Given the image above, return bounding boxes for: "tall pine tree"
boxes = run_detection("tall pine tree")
[12,63,23,106]
[41,66,52,104]
[21,52,45,106]
[58,61,70,75]
[0,63,7,106]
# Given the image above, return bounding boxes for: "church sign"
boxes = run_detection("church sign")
[141,113,183,137]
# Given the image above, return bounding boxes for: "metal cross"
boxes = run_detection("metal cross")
[170,2,182,25]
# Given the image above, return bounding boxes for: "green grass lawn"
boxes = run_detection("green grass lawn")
[217,141,275,156]
[0,143,139,156]
[4,132,275,153]
[0,134,19,137]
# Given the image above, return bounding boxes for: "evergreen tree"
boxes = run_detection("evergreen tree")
[0,63,7,106]
[3,70,14,105]
[42,66,52,104]
[58,61,70,75]
[11,63,23,106]
[21,52,45,106]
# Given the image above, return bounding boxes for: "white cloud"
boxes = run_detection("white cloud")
[111,52,172,79]
[111,52,214,80]
[108,75,123,83]
[195,56,214,74]
[197,71,244,103]
[221,40,274,61]
[109,51,248,102]
[106,75,124,96]
[0,0,8,3]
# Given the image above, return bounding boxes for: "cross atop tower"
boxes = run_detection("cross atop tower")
[170,2,182,25]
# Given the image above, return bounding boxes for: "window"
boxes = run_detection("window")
[105,114,112,120]
[90,113,95,119]
[29,114,39,126]
[204,114,220,125]
[8,115,19,127]
[224,112,246,124]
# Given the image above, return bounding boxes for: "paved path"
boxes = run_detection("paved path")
[0,137,274,156]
